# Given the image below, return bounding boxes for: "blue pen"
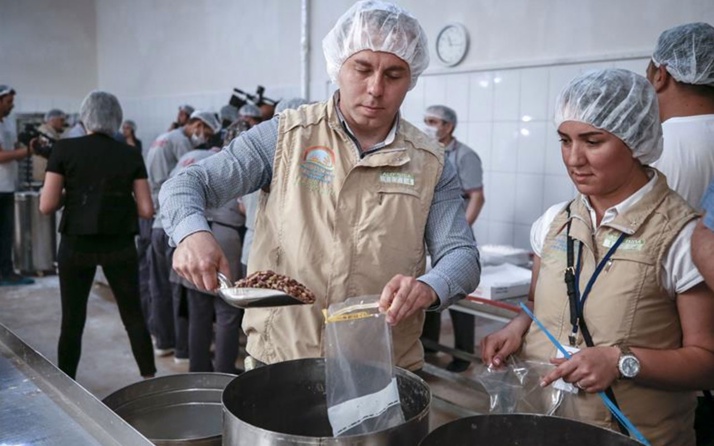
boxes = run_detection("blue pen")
[519,302,650,446]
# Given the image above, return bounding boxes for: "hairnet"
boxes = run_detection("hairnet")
[0,85,15,97]
[189,110,220,133]
[425,105,457,126]
[275,97,309,114]
[554,68,662,165]
[44,109,65,122]
[179,104,195,115]
[322,0,429,90]
[79,91,123,136]
[652,22,714,86]
[122,120,137,132]
[220,105,239,123]
[238,103,261,118]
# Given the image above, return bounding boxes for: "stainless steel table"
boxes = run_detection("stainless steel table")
[0,322,153,445]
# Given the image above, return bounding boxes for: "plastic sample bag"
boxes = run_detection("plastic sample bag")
[476,356,563,415]
[325,296,405,436]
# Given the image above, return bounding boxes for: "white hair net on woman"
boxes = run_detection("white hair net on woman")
[322,0,429,90]
[79,91,123,136]
[189,110,220,133]
[554,68,663,165]
[652,22,714,86]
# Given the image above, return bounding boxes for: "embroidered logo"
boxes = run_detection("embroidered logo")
[379,172,415,186]
[603,235,644,250]
[297,146,335,194]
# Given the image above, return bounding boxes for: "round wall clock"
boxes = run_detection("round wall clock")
[435,23,469,67]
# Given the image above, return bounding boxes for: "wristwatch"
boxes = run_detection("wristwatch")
[616,344,641,379]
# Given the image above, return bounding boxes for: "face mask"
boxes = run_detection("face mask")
[422,125,438,140]
[190,132,206,147]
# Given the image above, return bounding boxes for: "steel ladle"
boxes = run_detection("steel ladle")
[216,272,310,309]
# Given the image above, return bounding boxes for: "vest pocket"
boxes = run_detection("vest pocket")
[377,187,421,205]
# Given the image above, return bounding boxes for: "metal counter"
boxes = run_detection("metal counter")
[0,323,153,446]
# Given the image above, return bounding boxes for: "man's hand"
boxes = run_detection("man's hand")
[379,275,438,325]
[173,231,230,291]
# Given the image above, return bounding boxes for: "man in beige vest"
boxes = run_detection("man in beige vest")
[159,0,481,371]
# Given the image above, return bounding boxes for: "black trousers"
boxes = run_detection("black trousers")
[0,192,15,276]
[57,235,156,378]
[421,309,475,356]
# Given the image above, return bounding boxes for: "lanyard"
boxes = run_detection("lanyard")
[567,229,627,346]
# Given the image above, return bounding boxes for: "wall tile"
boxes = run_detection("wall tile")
[543,174,576,209]
[544,125,565,175]
[515,173,545,225]
[468,72,494,122]
[445,73,470,124]
[488,221,515,246]
[516,121,547,174]
[519,67,549,121]
[513,223,533,251]
[488,172,517,222]
[493,70,521,121]
[472,219,489,247]
[547,65,581,120]
[422,76,447,109]
[491,122,519,173]
[613,58,650,76]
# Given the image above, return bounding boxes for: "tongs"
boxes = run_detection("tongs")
[216,272,310,309]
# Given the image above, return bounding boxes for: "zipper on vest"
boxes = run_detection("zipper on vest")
[378,192,384,205]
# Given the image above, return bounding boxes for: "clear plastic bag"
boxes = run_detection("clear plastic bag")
[476,356,563,415]
[325,295,405,437]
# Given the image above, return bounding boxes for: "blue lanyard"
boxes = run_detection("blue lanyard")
[569,232,627,342]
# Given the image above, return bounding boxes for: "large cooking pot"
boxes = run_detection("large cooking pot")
[103,373,235,445]
[419,414,643,446]
[222,358,430,445]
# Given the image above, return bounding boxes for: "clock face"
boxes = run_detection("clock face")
[436,24,469,67]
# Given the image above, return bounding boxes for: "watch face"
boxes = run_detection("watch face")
[621,356,640,378]
[436,24,469,66]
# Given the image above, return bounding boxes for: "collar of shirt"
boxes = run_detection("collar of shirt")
[579,168,658,230]
[444,138,457,153]
[333,91,399,158]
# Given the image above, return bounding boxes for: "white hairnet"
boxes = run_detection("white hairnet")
[79,91,123,136]
[322,0,429,90]
[44,109,65,122]
[554,68,663,165]
[179,104,195,115]
[122,120,137,132]
[275,97,309,114]
[425,105,457,126]
[0,85,15,97]
[189,110,220,133]
[652,22,714,86]
[220,105,239,123]
[238,103,261,118]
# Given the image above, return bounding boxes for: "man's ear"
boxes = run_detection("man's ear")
[651,64,672,93]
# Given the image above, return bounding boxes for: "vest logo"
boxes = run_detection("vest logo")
[380,172,415,186]
[603,235,644,250]
[297,146,335,194]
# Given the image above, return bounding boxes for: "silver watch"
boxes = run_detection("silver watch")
[617,344,640,379]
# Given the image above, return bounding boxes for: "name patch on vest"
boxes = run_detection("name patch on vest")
[297,146,335,194]
[379,172,415,186]
[603,234,644,250]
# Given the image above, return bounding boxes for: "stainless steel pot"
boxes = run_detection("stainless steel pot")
[222,358,430,445]
[103,373,235,445]
[13,191,56,274]
[419,414,642,445]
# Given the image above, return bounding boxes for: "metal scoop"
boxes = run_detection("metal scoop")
[216,272,310,309]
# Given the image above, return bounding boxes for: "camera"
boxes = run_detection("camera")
[17,123,57,159]
[229,85,277,109]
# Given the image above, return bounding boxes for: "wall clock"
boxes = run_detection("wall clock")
[435,23,469,67]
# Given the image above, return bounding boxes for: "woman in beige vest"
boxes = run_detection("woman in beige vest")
[481,69,714,446]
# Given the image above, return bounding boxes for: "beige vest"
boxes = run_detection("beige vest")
[523,172,698,446]
[244,97,444,371]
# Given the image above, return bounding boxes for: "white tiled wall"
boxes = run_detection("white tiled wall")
[402,57,651,250]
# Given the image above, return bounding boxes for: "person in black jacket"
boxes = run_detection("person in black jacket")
[39,91,156,380]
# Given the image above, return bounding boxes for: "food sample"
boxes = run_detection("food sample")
[236,270,316,304]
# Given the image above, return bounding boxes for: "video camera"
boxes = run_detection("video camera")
[229,85,277,109]
[17,123,57,159]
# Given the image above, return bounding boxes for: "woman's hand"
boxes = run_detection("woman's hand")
[540,346,620,393]
[480,324,526,367]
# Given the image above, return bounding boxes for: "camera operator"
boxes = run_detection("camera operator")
[0,84,34,286]
[32,109,66,182]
